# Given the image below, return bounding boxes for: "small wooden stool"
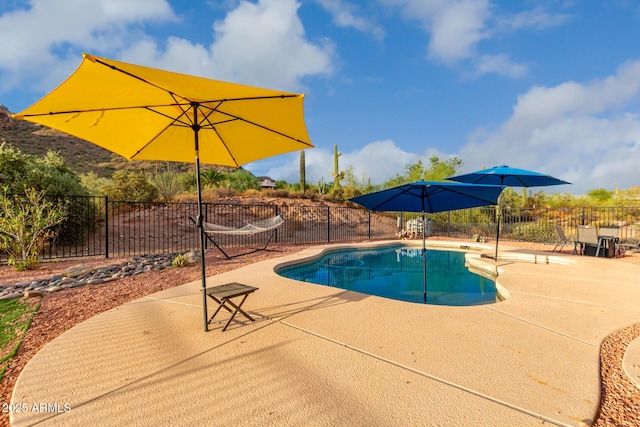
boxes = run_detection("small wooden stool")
[204,282,258,331]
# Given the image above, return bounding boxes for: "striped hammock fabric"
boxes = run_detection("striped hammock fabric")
[202,215,284,236]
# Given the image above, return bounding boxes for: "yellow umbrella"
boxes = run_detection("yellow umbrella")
[13,53,314,331]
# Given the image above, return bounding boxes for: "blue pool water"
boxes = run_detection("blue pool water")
[277,246,497,306]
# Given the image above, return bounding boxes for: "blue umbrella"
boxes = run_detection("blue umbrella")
[447,165,571,259]
[446,165,570,187]
[350,181,505,302]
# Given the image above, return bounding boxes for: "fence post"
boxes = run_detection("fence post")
[327,206,331,242]
[275,205,279,243]
[368,210,371,239]
[104,196,109,259]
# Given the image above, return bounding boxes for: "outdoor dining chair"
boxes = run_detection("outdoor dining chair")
[553,224,573,253]
[576,225,605,257]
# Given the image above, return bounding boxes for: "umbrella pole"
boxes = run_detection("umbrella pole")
[192,110,209,332]
[494,215,500,260]
[494,193,503,260]
[422,211,427,303]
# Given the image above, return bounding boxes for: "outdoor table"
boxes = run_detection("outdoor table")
[597,235,619,258]
[583,235,617,258]
[203,282,258,331]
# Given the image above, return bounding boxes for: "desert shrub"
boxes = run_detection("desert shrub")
[321,193,341,203]
[80,171,110,196]
[227,169,259,192]
[178,171,197,193]
[0,143,88,197]
[342,185,362,201]
[173,193,198,203]
[172,253,189,267]
[101,170,159,202]
[0,187,67,270]
[506,220,555,243]
[0,144,96,248]
[149,171,183,201]
[243,189,261,197]
[263,189,291,199]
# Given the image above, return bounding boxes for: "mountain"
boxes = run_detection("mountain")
[0,105,196,178]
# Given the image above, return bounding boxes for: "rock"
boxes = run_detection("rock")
[14,281,32,288]
[63,264,95,278]
[69,282,86,288]
[24,290,45,298]
[0,251,192,298]
[0,292,23,300]
[185,251,200,264]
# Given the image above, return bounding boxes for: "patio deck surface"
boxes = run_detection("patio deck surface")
[10,241,640,427]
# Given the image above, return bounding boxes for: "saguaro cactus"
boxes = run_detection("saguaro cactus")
[332,144,343,191]
[300,150,306,192]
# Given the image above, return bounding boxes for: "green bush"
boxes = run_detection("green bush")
[80,171,110,196]
[101,170,159,202]
[172,253,190,267]
[506,221,555,243]
[149,171,183,201]
[200,168,226,189]
[178,171,197,193]
[0,143,88,197]
[227,169,259,192]
[0,187,68,270]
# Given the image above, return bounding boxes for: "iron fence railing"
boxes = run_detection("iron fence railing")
[2,194,640,263]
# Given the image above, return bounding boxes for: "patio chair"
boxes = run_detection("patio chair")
[576,225,606,257]
[618,238,640,256]
[553,224,573,253]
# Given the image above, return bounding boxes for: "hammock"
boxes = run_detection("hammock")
[190,215,284,259]
[201,215,284,236]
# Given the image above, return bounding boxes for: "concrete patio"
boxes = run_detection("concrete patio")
[10,241,640,427]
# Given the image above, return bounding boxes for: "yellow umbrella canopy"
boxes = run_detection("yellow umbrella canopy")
[14,53,313,166]
[14,53,314,331]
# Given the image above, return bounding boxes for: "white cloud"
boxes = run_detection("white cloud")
[0,0,334,98]
[207,0,334,90]
[314,0,385,41]
[248,139,424,185]
[119,0,334,91]
[459,61,640,194]
[379,1,570,78]
[506,6,571,31]
[475,54,528,78]
[426,0,490,63]
[0,0,176,92]
[380,0,490,63]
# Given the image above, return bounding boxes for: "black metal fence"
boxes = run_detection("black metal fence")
[2,194,640,263]
[400,205,640,243]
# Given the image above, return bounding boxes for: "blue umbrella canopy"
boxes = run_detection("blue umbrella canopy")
[446,165,570,187]
[349,181,506,213]
[446,165,570,260]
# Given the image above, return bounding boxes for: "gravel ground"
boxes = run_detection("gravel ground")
[0,240,638,427]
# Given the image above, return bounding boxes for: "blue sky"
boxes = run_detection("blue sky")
[1,0,640,195]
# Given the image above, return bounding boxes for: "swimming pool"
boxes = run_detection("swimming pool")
[277,245,497,306]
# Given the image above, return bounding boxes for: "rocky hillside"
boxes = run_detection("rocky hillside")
[0,105,194,177]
